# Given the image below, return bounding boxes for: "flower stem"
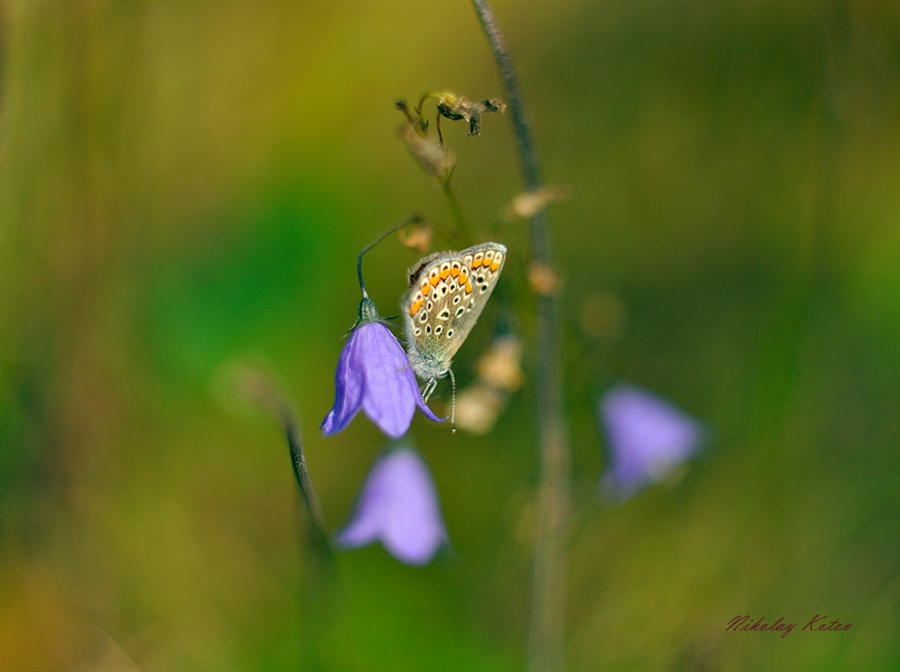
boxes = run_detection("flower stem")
[441,181,472,243]
[237,368,332,558]
[470,2,571,671]
[280,408,331,555]
[357,213,424,298]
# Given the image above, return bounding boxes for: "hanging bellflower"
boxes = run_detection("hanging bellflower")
[322,297,441,439]
[334,447,449,566]
[322,222,443,439]
[599,384,705,500]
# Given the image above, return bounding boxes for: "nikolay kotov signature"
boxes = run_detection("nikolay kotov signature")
[727,614,853,639]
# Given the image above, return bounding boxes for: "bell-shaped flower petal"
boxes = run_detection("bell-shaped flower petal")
[335,448,448,565]
[599,384,704,499]
[322,321,442,439]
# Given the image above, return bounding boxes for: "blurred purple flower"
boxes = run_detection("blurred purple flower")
[335,447,448,565]
[322,299,441,439]
[599,384,704,499]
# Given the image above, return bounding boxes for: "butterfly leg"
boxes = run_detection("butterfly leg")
[422,377,438,404]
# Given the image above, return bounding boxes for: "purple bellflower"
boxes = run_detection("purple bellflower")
[334,447,448,565]
[599,384,704,500]
[322,297,442,439]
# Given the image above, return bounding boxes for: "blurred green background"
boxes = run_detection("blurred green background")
[2,2,898,670]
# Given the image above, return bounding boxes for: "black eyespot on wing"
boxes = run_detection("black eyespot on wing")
[455,306,465,317]
[419,312,428,323]
[435,325,443,335]
[425,324,432,334]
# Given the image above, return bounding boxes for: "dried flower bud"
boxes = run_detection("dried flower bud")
[397,221,434,254]
[453,384,505,435]
[476,335,524,393]
[453,335,524,434]
[500,186,572,221]
[527,262,561,296]
[398,122,456,181]
[435,92,506,136]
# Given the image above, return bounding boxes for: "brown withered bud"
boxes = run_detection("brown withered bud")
[476,335,524,393]
[436,93,506,136]
[452,335,524,434]
[397,122,456,182]
[499,185,573,221]
[397,221,434,254]
[528,262,561,296]
[453,384,505,435]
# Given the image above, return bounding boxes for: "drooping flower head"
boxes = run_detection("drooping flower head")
[334,447,448,566]
[599,384,705,500]
[322,297,441,439]
[322,221,443,439]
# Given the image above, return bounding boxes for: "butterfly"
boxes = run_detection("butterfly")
[402,242,507,413]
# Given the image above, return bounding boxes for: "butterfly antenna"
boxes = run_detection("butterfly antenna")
[448,368,457,434]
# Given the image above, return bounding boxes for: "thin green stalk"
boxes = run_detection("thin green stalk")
[470,2,572,671]
[279,406,331,556]
[441,181,472,243]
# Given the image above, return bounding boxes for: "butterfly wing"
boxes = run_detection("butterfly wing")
[403,242,507,379]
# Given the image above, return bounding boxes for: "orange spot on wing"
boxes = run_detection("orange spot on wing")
[465,281,473,294]
[409,301,422,317]
[491,260,500,271]
[430,274,440,287]
[472,257,483,269]
[450,266,460,277]
[459,269,469,284]
[440,268,451,279]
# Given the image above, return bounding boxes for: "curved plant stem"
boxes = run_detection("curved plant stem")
[357,213,424,299]
[470,2,571,671]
